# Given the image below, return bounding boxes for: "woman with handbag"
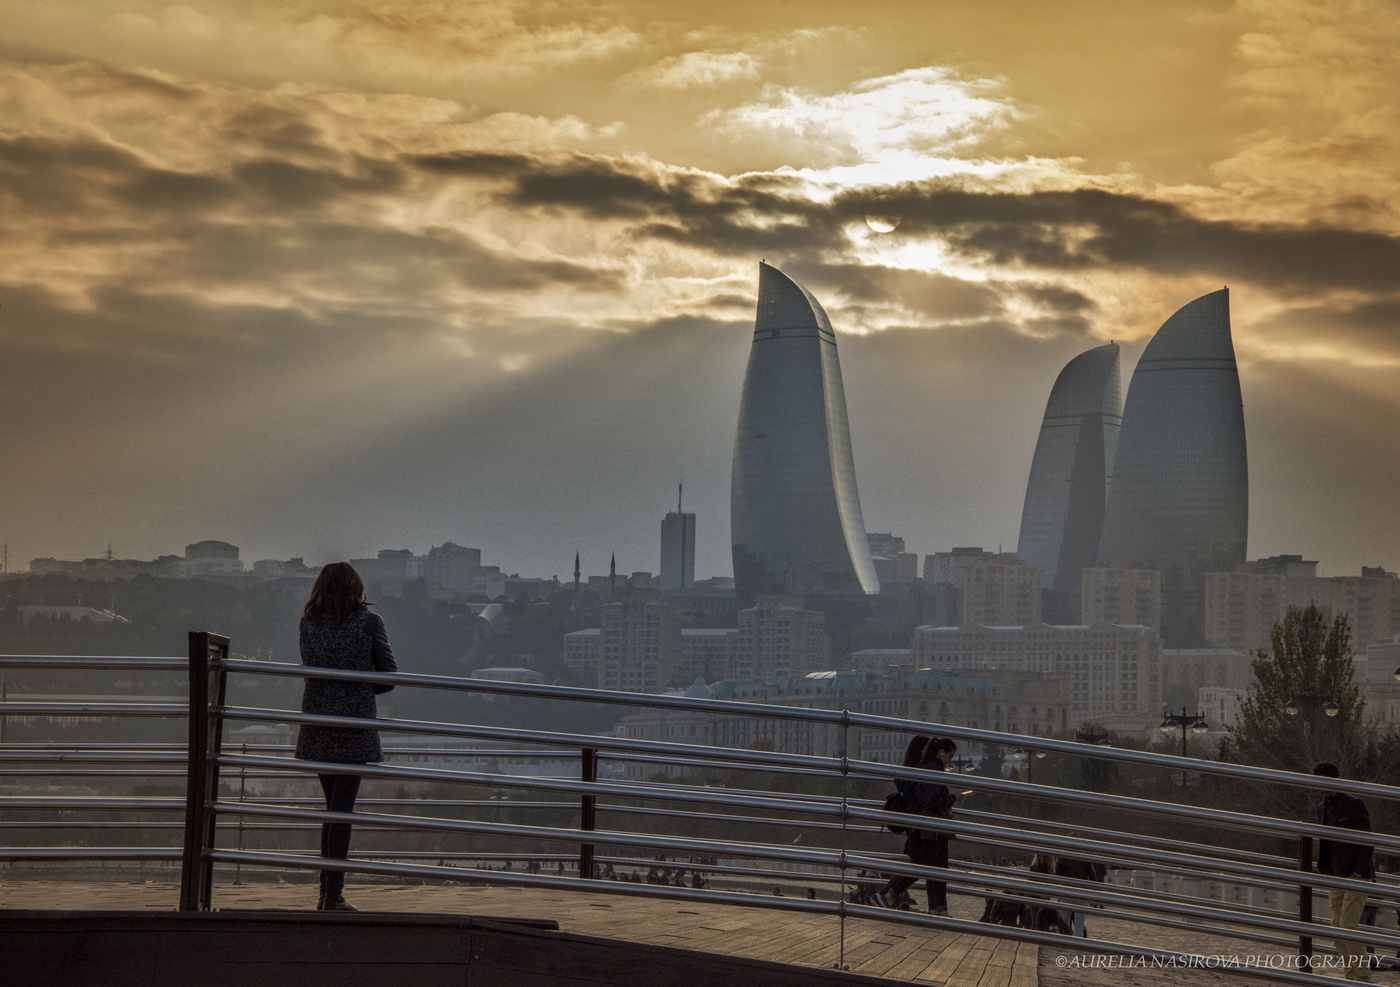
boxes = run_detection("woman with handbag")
[870,735,959,914]
[294,562,398,911]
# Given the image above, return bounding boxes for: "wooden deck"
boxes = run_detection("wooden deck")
[0,881,1037,985]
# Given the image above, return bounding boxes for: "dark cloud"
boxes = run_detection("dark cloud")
[410,150,1400,295]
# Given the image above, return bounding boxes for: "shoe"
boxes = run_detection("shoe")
[321,894,358,912]
[867,892,890,908]
[929,907,949,917]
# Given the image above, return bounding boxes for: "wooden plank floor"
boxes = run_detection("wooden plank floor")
[0,880,1036,985]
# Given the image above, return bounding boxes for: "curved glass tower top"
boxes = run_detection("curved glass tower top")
[731,262,879,607]
[1016,342,1122,619]
[1098,288,1248,642]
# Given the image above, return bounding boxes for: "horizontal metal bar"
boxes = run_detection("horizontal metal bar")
[0,656,186,669]
[0,847,183,861]
[0,702,186,717]
[215,753,848,819]
[0,796,186,810]
[210,801,840,868]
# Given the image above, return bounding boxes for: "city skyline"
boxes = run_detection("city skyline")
[2,2,1398,580]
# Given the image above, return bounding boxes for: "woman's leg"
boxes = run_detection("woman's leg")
[318,772,362,898]
[925,836,949,913]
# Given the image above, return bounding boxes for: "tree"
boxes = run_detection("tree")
[1232,604,1365,779]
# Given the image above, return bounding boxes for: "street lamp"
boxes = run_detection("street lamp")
[1160,707,1209,787]
[1285,694,1339,736]
[1011,747,1046,783]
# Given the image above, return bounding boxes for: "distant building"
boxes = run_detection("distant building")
[426,543,482,592]
[660,490,696,591]
[252,557,314,579]
[599,598,680,693]
[179,540,243,578]
[961,556,1041,627]
[731,262,880,607]
[562,628,602,685]
[913,621,1162,727]
[924,547,995,588]
[676,628,739,683]
[1160,648,1253,709]
[1017,342,1122,623]
[1203,569,1284,654]
[17,604,130,625]
[1083,566,1161,631]
[734,596,830,680]
[1098,289,1249,647]
[1199,686,1247,732]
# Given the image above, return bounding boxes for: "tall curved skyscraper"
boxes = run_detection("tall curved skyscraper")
[731,262,879,608]
[1098,288,1248,645]
[1016,342,1122,622]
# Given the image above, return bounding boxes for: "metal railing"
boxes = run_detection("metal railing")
[3,634,1400,984]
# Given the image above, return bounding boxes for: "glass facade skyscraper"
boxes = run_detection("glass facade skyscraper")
[731,262,880,608]
[1098,288,1248,646]
[1016,342,1122,623]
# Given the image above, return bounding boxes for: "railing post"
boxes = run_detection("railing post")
[180,631,229,911]
[579,747,597,880]
[1299,834,1314,964]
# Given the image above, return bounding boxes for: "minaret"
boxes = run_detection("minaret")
[573,552,581,596]
[609,553,617,598]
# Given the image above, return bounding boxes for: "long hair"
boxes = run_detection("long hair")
[902,734,934,767]
[302,562,370,623]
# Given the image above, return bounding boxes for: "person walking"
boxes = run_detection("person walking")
[294,562,398,911]
[871,736,959,915]
[1314,761,1375,982]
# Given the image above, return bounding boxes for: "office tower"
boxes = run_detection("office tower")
[1016,342,1122,622]
[1099,289,1248,646]
[731,262,879,607]
[660,485,696,591]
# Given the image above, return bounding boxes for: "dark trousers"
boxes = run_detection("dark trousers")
[881,834,949,910]
[318,773,361,896]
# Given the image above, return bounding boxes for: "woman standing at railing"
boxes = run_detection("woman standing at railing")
[870,735,959,915]
[294,561,398,911]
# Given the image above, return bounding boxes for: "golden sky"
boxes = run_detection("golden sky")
[1,0,1397,577]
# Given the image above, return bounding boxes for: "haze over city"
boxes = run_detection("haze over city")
[2,0,1398,580]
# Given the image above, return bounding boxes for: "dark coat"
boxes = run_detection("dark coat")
[900,754,957,853]
[1316,792,1376,879]
[1055,857,1107,883]
[294,610,398,764]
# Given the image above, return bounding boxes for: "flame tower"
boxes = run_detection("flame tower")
[1098,288,1248,645]
[730,262,879,608]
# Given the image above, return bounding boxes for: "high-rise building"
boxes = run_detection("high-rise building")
[730,262,879,608]
[734,596,831,680]
[1082,566,1161,631]
[660,485,696,591]
[961,555,1042,627]
[1203,569,1284,654]
[1016,342,1122,622]
[1098,289,1248,646]
[598,598,679,694]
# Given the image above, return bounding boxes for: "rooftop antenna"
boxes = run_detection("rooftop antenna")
[1,543,7,575]
[678,481,683,513]
[105,542,114,562]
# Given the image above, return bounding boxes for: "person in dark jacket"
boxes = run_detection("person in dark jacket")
[1314,761,1375,983]
[295,562,398,911]
[871,736,959,914]
[1054,849,1107,937]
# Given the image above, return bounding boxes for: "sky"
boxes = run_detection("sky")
[2,0,1398,581]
